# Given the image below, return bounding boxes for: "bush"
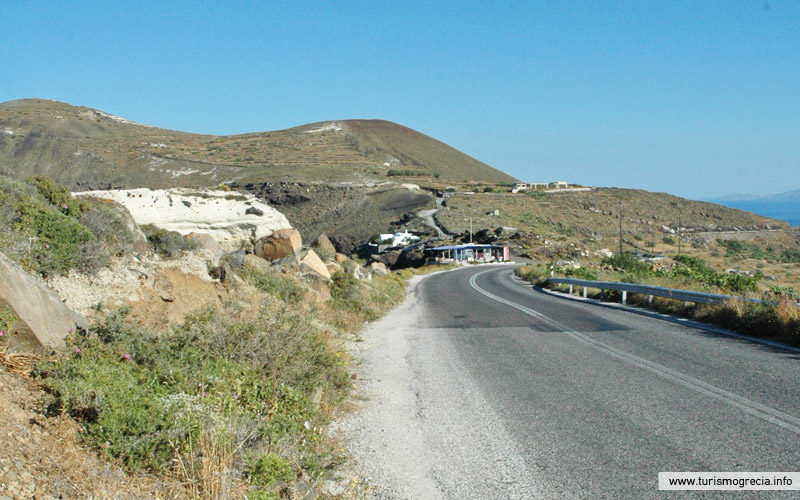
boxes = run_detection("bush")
[238,267,305,303]
[80,203,135,256]
[483,186,494,193]
[564,267,598,281]
[0,174,135,276]
[602,252,653,275]
[386,169,428,177]
[249,454,295,488]
[0,304,17,346]
[514,265,549,286]
[27,175,89,217]
[662,236,676,245]
[781,249,800,264]
[15,201,101,275]
[141,224,198,257]
[38,303,351,488]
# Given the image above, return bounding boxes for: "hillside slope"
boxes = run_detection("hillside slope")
[0,99,514,188]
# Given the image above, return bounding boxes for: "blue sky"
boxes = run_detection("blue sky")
[2,1,798,199]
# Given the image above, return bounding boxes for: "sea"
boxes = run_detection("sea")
[711,200,800,227]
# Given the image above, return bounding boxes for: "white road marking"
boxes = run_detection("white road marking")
[469,270,800,436]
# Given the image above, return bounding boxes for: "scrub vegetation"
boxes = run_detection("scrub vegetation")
[0,174,135,277]
[516,253,800,347]
[35,266,406,498]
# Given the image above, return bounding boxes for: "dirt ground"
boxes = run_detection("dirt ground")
[0,362,183,500]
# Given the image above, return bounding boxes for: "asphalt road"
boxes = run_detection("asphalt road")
[342,265,800,499]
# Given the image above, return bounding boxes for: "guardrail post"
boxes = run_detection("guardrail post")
[622,290,627,304]
[600,289,605,301]
[569,284,573,295]
[583,287,587,298]
[648,294,653,304]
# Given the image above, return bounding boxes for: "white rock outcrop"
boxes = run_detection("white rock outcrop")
[74,188,293,251]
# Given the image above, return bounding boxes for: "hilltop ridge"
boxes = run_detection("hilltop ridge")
[0,98,515,189]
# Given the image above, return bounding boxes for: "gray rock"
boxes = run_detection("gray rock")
[221,249,246,268]
[245,206,264,216]
[0,252,87,351]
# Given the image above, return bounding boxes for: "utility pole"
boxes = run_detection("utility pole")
[618,201,623,256]
[469,217,473,243]
[678,208,682,255]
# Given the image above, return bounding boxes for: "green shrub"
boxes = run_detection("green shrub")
[0,175,136,275]
[15,201,100,275]
[39,304,350,478]
[483,186,494,193]
[526,190,549,199]
[514,265,549,286]
[0,304,17,345]
[781,249,800,264]
[564,267,598,281]
[330,271,359,301]
[238,268,305,302]
[27,175,89,218]
[80,203,135,256]
[662,236,676,245]
[141,224,198,257]
[249,454,295,488]
[386,169,428,177]
[602,252,653,275]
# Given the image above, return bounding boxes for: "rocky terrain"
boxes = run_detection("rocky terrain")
[0,99,513,252]
[0,180,404,498]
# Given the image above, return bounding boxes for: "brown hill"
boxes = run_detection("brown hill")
[0,99,515,189]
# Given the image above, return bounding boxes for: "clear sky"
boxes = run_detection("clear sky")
[2,1,798,199]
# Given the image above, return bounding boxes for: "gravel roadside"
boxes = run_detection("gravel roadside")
[337,269,544,499]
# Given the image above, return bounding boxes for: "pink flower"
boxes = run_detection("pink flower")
[121,351,131,361]
[0,329,4,337]
[45,243,50,249]
[233,393,239,400]
[74,347,81,353]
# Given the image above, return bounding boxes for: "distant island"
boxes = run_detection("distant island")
[709,188,800,202]
[706,191,800,227]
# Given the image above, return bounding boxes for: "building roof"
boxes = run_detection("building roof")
[429,243,507,251]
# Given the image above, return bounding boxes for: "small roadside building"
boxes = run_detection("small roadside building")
[426,243,509,264]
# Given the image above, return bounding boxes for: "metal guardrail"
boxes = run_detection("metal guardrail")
[546,277,761,306]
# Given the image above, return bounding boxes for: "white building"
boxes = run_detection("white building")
[378,230,420,247]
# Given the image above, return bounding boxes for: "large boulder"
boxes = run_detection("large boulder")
[185,232,224,260]
[312,234,337,262]
[242,254,272,273]
[369,262,390,276]
[371,250,401,268]
[299,249,332,280]
[0,252,87,351]
[254,229,303,261]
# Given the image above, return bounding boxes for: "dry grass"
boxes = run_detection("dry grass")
[0,351,50,377]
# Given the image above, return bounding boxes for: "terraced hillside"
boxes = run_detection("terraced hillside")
[0,99,514,189]
[0,99,519,251]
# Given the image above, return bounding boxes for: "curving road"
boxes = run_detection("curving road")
[342,266,800,499]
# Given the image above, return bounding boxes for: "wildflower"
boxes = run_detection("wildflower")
[120,351,131,361]
[0,329,4,337]
[233,393,239,400]
[45,243,50,249]
[67,328,73,334]
[304,420,311,430]
[74,347,81,353]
